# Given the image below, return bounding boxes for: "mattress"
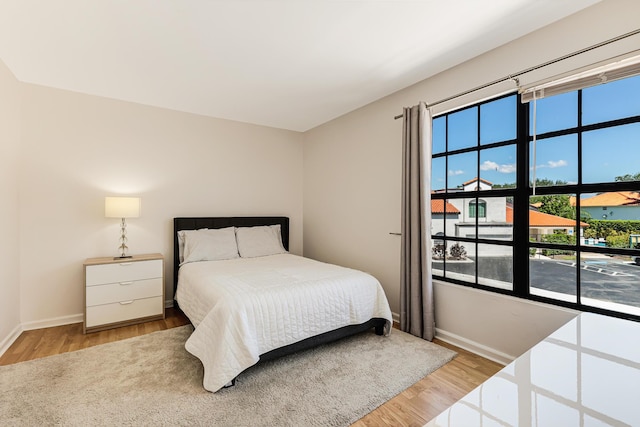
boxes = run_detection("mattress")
[175,253,393,392]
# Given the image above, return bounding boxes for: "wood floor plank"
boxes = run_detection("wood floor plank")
[0,308,502,425]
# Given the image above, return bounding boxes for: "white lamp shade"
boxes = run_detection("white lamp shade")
[105,197,141,218]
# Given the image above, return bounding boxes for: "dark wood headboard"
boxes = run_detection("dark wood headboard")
[172,217,290,304]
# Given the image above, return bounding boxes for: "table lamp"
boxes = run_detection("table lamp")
[105,196,141,259]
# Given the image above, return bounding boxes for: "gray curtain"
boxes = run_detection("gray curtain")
[400,102,434,341]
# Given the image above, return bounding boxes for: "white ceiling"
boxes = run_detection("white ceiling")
[0,0,600,131]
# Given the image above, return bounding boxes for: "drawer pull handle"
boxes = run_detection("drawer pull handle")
[119,281,134,286]
[120,300,134,305]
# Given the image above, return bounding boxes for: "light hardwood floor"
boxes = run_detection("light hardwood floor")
[0,308,503,426]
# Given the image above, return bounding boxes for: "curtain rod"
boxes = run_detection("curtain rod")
[394,27,640,120]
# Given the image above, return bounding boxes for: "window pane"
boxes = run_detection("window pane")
[582,123,640,184]
[529,194,578,245]
[432,199,460,238]
[480,145,517,189]
[470,202,476,218]
[431,239,445,277]
[431,236,448,276]
[431,156,446,192]
[480,196,512,240]
[459,196,513,240]
[529,91,577,135]
[580,194,640,246]
[530,250,577,303]
[455,198,476,238]
[448,151,477,189]
[582,74,640,125]
[580,251,640,316]
[444,242,476,283]
[448,106,478,151]
[433,116,446,154]
[477,244,513,290]
[479,203,486,218]
[530,134,577,187]
[480,95,517,145]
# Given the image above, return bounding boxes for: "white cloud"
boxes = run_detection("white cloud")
[448,169,464,176]
[536,159,568,169]
[480,160,516,174]
[480,161,499,171]
[547,159,568,168]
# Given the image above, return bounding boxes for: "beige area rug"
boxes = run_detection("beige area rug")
[1,325,456,426]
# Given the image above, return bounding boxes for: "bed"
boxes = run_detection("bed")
[173,216,393,392]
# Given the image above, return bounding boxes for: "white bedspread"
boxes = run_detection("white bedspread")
[175,253,393,392]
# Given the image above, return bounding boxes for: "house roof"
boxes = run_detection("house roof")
[431,200,460,214]
[462,177,493,186]
[574,192,640,207]
[506,205,588,228]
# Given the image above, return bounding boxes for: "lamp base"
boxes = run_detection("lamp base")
[114,255,133,260]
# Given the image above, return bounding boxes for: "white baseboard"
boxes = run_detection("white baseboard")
[1,304,182,359]
[1,315,83,359]
[435,328,514,366]
[0,324,23,359]
[21,313,84,331]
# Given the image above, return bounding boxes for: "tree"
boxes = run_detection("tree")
[531,194,574,219]
[532,178,568,187]
[615,172,640,182]
[492,178,568,189]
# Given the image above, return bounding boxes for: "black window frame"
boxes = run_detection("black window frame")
[431,88,640,322]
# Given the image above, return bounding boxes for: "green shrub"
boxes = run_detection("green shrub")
[432,244,446,260]
[606,233,631,248]
[540,233,576,245]
[529,238,537,256]
[449,243,467,260]
[583,220,640,240]
[539,233,571,256]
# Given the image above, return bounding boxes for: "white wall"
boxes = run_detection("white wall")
[0,59,21,352]
[304,0,640,361]
[18,84,303,328]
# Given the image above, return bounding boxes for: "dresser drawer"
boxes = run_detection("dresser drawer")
[86,259,162,286]
[85,296,163,328]
[86,278,163,306]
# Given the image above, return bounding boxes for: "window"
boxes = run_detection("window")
[431,75,640,320]
[431,94,517,292]
[469,199,487,218]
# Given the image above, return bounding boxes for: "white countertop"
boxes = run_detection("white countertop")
[425,313,640,426]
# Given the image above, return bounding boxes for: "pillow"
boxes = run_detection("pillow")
[177,229,207,264]
[235,225,287,258]
[181,227,239,265]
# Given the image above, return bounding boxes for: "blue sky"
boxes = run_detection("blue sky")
[431,75,640,190]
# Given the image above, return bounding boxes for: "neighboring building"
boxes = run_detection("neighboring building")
[573,191,640,220]
[461,177,493,192]
[432,178,513,241]
[506,204,589,241]
[432,178,589,250]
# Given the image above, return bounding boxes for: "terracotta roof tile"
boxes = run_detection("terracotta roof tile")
[431,200,460,214]
[506,205,588,227]
[575,191,640,207]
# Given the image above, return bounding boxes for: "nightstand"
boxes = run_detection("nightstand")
[83,253,165,333]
